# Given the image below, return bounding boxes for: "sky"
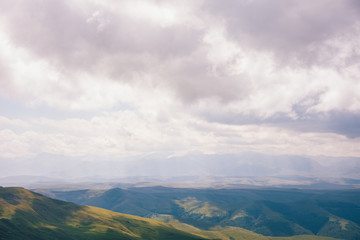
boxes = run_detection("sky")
[0,0,360,179]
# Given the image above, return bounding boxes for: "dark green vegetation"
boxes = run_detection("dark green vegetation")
[36,187,360,240]
[0,187,208,240]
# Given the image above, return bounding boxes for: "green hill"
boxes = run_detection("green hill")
[0,187,207,240]
[152,214,338,240]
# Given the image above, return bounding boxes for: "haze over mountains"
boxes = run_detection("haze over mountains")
[1,152,359,182]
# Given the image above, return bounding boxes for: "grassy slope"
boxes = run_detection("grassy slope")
[152,214,340,240]
[0,187,206,240]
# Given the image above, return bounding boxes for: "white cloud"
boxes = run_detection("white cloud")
[1,112,359,160]
[0,116,29,128]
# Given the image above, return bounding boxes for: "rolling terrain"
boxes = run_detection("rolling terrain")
[36,186,360,239]
[0,187,340,240]
[0,187,207,240]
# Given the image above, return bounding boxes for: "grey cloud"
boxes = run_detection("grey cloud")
[162,53,250,103]
[0,0,215,111]
[203,108,360,138]
[1,0,359,119]
[0,58,10,93]
[284,111,360,138]
[0,0,202,76]
[164,0,360,104]
[0,0,252,105]
[203,0,360,67]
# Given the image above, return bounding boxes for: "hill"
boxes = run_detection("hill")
[0,187,207,240]
[35,187,360,239]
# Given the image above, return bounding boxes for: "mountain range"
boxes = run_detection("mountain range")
[35,186,360,240]
[1,186,344,240]
[1,152,359,181]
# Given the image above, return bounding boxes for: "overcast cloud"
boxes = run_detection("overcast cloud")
[0,0,359,178]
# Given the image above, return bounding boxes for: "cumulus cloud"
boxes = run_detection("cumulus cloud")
[204,0,360,66]
[0,0,360,171]
[1,0,359,115]
[0,0,201,73]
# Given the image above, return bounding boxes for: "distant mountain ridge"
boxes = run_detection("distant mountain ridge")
[1,152,359,181]
[1,174,360,190]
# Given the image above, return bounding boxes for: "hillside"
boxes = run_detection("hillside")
[36,187,360,239]
[151,214,338,240]
[0,187,207,240]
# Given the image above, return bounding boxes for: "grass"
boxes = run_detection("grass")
[152,214,340,240]
[271,236,340,240]
[174,197,227,218]
[328,217,348,231]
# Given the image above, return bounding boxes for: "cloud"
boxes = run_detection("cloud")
[1,0,360,117]
[203,0,360,66]
[1,112,359,160]
[0,0,360,171]
[0,116,29,129]
[0,0,204,110]
[0,0,201,74]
